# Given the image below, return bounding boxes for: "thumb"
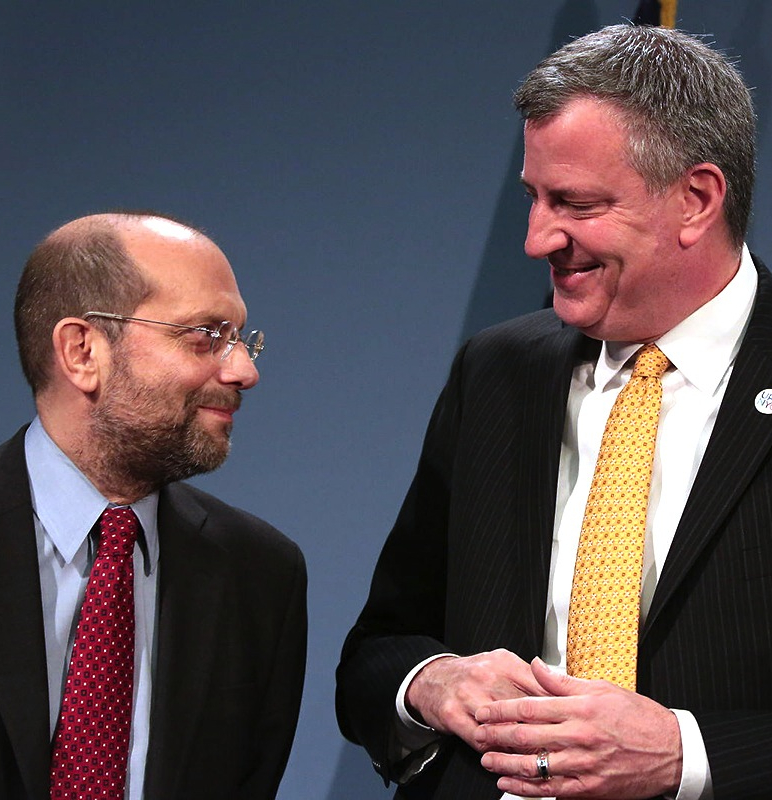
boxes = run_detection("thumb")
[531,657,588,696]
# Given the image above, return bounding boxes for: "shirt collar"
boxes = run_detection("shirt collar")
[24,416,159,571]
[594,244,757,395]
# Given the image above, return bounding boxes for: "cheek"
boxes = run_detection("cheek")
[158,359,216,391]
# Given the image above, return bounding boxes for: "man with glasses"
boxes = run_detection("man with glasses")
[1,212,306,799]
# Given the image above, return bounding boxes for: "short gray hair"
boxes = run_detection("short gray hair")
[515,24,756,249]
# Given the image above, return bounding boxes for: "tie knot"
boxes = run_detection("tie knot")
[632,343,669,379]
[98,507,139,558]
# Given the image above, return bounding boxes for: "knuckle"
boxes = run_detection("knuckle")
[436,697,458,722]
[511,724,531,748]
[516,696,537,721]
[484,751,505,771]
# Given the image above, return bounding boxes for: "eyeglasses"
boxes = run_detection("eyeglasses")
[83,311,265,361]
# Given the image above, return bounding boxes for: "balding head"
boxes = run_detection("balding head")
[14,212,205,395]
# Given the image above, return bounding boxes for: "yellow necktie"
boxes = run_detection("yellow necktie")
[566,343,670,690]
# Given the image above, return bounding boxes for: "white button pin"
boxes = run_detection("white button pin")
[754,389,772,414]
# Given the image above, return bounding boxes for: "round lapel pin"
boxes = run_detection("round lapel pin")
[754,389,772,414]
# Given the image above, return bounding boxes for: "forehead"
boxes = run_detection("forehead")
[522,98,637,188]
[120,221,247,322]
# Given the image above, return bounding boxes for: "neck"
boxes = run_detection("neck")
[36,407,155,505]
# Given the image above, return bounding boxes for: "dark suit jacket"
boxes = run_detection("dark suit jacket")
[337,259,772,799]
[0,426,307,799]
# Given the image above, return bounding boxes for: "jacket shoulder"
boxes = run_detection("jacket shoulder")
[162,481,305,570]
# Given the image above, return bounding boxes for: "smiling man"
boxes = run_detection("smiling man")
[337,25,769,800]
[1,212,306,799]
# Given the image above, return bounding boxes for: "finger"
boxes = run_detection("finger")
[482,750,546,779]
[474,720,556,752]
[475,699,519,724]
[530,657,592,697]
[531,656,612,697]
[481,748,568,784]
[476,693,574,725]
[496,774,573,799]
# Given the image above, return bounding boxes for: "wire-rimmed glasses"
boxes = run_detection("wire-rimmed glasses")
[83,311,265,361]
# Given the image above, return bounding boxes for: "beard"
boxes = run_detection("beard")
[89,350,241,494]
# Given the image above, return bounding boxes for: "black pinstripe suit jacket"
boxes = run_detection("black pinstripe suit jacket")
[337,257,772,799]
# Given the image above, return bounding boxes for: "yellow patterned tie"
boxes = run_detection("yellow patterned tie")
[566,343,670,690]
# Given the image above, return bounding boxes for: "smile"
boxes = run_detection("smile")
[551,263,601,277]
[199,406,237,420]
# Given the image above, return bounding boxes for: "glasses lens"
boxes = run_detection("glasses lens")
[243,330,264,361]
[212,324,263,361]
[213,323,239,360]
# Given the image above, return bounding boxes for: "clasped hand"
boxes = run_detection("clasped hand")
[407,653,682,798]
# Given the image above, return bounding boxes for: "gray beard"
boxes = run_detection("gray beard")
[87,359,239,498]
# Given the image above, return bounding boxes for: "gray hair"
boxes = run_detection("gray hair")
[514,24,756,249]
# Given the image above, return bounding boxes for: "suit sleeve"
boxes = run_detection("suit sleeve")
[335,343,469,783]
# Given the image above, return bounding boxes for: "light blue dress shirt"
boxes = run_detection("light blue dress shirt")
[25,417,159,800]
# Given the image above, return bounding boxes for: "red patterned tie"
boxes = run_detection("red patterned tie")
[50,507,138,799]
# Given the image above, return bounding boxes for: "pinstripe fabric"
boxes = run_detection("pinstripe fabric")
[338,311,593,799]
[337,257,772,800]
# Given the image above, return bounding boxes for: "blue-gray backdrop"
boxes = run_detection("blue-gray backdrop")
[3,2,771,797]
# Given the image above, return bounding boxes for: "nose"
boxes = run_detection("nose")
[524,201,570,260]
[218,344,260,389]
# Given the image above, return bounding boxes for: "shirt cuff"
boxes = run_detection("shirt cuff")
[669,708,713,800]
[388,653,458,784]
[395,653,457,742]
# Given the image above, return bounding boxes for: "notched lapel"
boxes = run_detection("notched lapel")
[520,327,598,650]
[646,262,772,632]
[143,485,228,798]
[471,320,595,654]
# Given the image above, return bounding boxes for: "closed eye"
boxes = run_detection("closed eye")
[180,327,216,352]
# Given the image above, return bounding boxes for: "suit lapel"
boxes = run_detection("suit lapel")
[480,318,596,655]
[645,260,772,632]
[0,427,51,800]
[143,484,227,798]
[522,324,599,651]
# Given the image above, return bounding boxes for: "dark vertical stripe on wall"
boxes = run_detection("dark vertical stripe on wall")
[634,0,662,25]
[633,0,678,27]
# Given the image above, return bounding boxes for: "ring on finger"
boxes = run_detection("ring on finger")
[536,750,551,781]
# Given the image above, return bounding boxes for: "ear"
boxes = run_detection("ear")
[51,317,108,394]
[678,163,727,248]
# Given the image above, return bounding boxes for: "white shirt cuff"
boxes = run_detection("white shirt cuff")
[395,653,457,744]
[385,654,459,783]
[670,708,713,800]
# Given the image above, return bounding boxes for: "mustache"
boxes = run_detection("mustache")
[186,388,242,413]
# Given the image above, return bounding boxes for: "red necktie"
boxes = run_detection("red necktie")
[50,507,138,799]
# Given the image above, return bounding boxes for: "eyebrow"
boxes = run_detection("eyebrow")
[520,174,601,200]
[174,312,245,330]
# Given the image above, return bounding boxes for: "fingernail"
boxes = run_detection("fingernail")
[534,657,551,672]
[475,707,491,723]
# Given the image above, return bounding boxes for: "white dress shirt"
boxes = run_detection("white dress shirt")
[26,417,160,800]
[397,246,757,800]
